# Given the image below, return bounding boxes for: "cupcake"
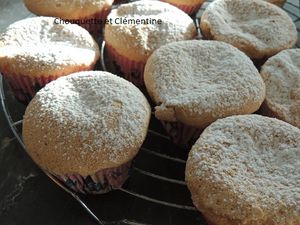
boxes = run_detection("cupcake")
[144,40,265,146]
[0,17,99,103]
[160,0,206,16]
[186,114,300,225]
[104,0,197,87]
[200,0,297,64]
[22,71,151,194]
[23,0,114,37]
[260,49,300,128]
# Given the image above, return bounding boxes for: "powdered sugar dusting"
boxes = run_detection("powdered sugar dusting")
[52,0,112,8]
[0,17,99,75]
[23,0,114,19]
[261,49,300,128]
[105,0,196,61]
[23,71,151,175]
[186,115,300,224]
[201,0,297,59]
[144,40,265,127]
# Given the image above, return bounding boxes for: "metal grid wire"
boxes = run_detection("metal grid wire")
[1,1,300,224]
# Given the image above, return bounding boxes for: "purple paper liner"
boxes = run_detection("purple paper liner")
[106,43,146,87]
[160,120,203,147]
[77,8,111,38]
[54,160,132,194]
[1,64,96,104]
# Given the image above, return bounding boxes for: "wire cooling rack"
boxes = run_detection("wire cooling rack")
[0,73,204,225]
[1,0,300,225]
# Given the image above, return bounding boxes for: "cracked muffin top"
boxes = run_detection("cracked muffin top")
[144,40,265,128]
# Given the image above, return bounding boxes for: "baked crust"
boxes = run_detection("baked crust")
[162,0,206,6]
[200,0,297,60]
[266,0,286,7]
[260,49,300,128]
[0,17,99,77]
[23,71,151,176]
[144,40,265,128]
[104,1,196,62]
[186,115,300,225]
[23,0,114,19]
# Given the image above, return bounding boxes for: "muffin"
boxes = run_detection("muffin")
[200,0,297,63]
[144,40,265,146]
[160,0,206,16]
[23,71,151,194]
[104,0,197,86]
[186,114,300,225]
[23,0,114,37]
[0,17,99,103]
[260,49,300,128]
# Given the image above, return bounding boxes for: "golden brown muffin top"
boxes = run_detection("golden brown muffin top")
[200,0,297,59]
[186,114,300,225]
[0,17,99,77]
[23,0,114,19]
[23,71,151,176]
[144,40,265,128]
[163,0,206,5]
[105,0,197,62]
[261,49,300,128]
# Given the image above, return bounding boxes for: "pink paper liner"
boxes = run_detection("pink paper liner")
[106,43,146,87]
[161,1,203,15]
[55,160,132,194]
[160,120,203,147]
[2,72,59,103]
[77,8,111,38]
[1,64,95,103]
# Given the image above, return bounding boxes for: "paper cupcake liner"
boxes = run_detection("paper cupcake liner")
[161,1,203,16]
[106,43,145,87]
[1,65,95,104]
[77,8,111,38]
[55,161,132,194]
[2,72,59,103]
[160,120,203,147]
